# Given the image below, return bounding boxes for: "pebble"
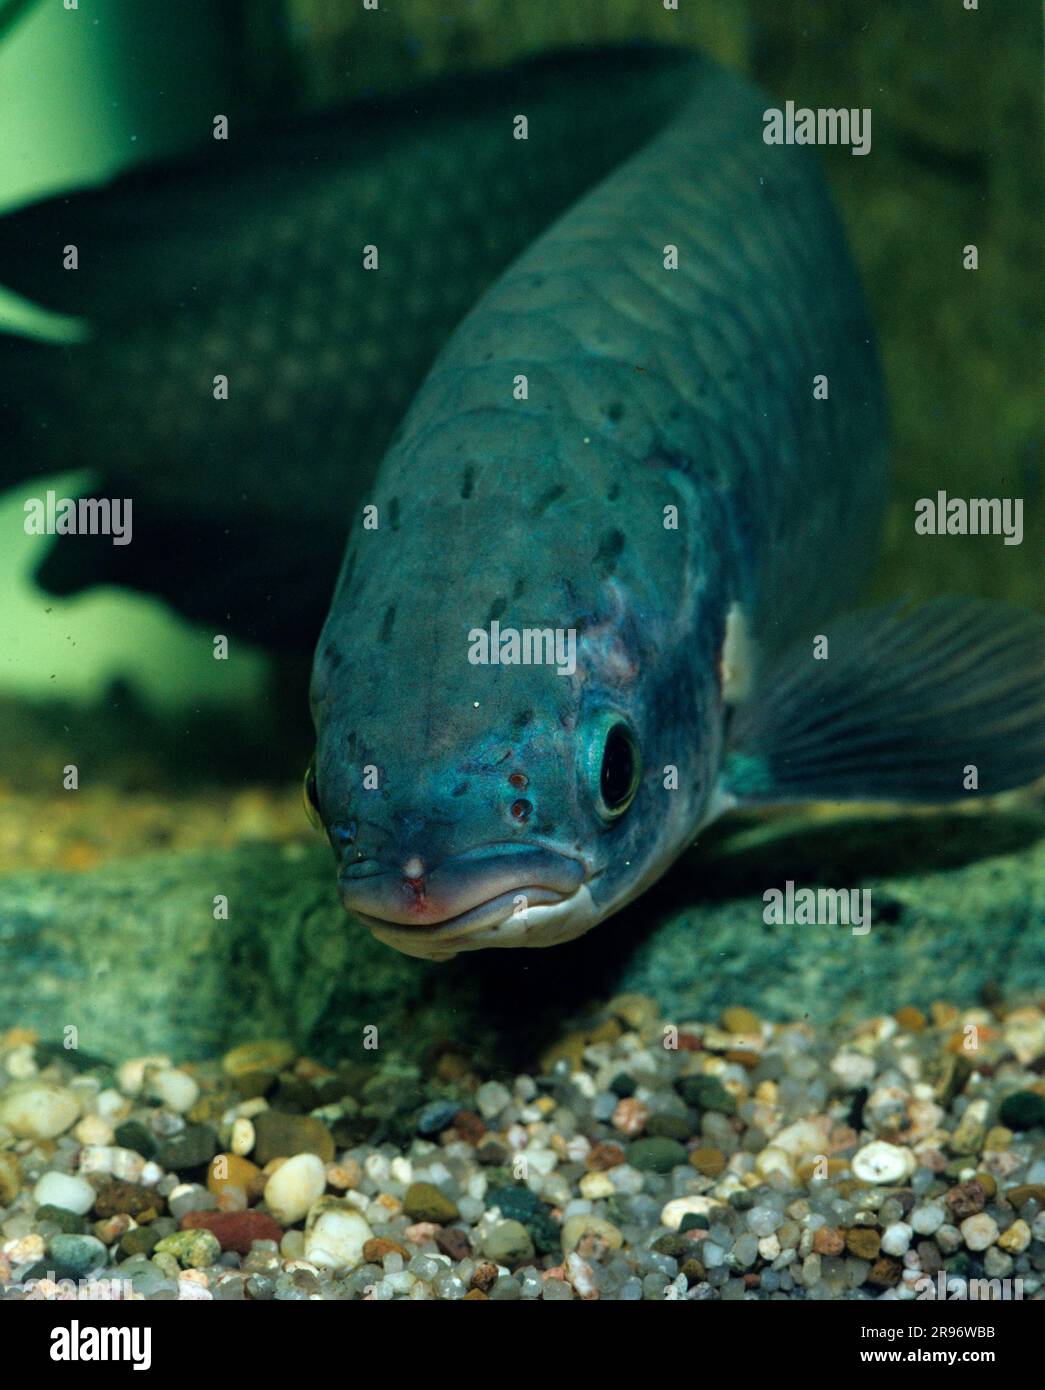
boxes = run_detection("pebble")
[627,1137,688,1173]
[997,1219,1030,1254]
[910,1203,945,1235]
[181,1209,284,1254]
[253,1111,335,1165]
[154,1229,222,1269]
[475,1081,512,1119]
[263,1153,327,1225]
[155,1124,218,1173]
[999,1090,1045,1131]
[660,1196,723,1231]
[851,1140,915,1184]
[0,1080,80,1139]
[145,1068,200,1114]
[403,1182,459,1224]
[48,1234,107,1275]
[880,1221,913,1257]
[32,1172,96,1216]
[482,1220,534,1265]
[221,1040,295,1077]
[561,1214,623,1255]
[959,1214,999,1251]
[304,1200,373,1270]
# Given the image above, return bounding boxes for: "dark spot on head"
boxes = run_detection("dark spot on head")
[607,481,620,502]
[605,402,624,422]
[510,798,532,822]
[593,528,626,579]
[346,732,357,755]
[512,577,525,599]
[379,604,396,643]
[512,709,534,732]
[388,497,400,531]
[533,484,566,516]
[461,465,475,500]
[451,782,469,798]
[486,595,507,624]
[508,772,528,789]
[322,641,343,672]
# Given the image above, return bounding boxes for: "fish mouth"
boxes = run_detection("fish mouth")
[338,842,590,956]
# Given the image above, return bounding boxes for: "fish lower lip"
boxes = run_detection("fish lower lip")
[352,885,567,940]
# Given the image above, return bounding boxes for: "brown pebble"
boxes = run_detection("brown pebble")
[207,1153,261,1196]
[813,1226,845,1257]
[252,1111,335,1165]
[181,1208,283,1254]
[0,1152,21,1204]
[462,1288,487,1299]
[470,1261,499,1293]
[451,1110,486,1144]
[723,1050,760,1069]
[586,1142,626,1172]
[866,1256,903,1288]
[895,1005,926,1032]
[688,1146,727,1177]
[720,1006,760,1035]
[945,1180,987,1220]
[434,1226,473,1261]
[93,1181,161,1220]
[974,1172,997,1199]
[362,1237,408,1263]
[680,1257,706,1284]
[1005,1184,1045,1207]
[677,1033,702,1052]
[845,1228,881,1260]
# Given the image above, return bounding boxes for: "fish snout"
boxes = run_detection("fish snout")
[338,842,587,940]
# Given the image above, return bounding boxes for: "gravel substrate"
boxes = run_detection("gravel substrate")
[1,996,1044,1301]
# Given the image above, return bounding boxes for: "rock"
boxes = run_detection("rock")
[880,1221,913,1257]
[252,1111,335,1165]
[222,1040,295,1077]
[627,1138,688,1173]
[895,1005,927,1032]
[997,1219,1030,1254]
[945,1180,988,1220]
[403,1181,459,1224]
[36,1205,87,1234]
[363,1236,409,1262]
[720,1006,761,1035]
[561,1214,623,1255]
[609,1072,637,1098]
[851,1141,916,1184]
[586,1141,626,1171]
[1002,1007,1045,1066]
[661,1196,724,1232]
[434,1227,472,1261]
[579,1171,615,1200]
[154,1124,219,1173]
[206,1154,261,1196]
[486,1186,559,1253]
[845,1228,881,1260]
[303,1198,372,1269]
[910,1203,945,1235]
[998,1090,1045,1130]
[949,1098,988,1154]
[0,1151,21,1203]
[32,1172,96,1216]
[960,1214,999,1251]
[47,1234,107,1275]
[1004,1184,1045,1207]
[0,1080,79,1139]
[113,1121,157,1159]
[119,1226,162,1259]
[646,1112,692,1141]
[866,1256,903,1288]
[181,1209,283,1254]
[813,1226,845,1256]
[482,1220,534,1265]
[93,1181,161,1219]
[416,1100,460,1136]
[675,1075,736,1114]
[154,1228,222,1269]
[263,1153,326,1225]
[475,1081,512,1119]
[73,1115,116,1146]
[145,1068,200,1114]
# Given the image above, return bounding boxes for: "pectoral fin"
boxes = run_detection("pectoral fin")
[722,598,1045,804]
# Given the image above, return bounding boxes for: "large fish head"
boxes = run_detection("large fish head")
[308,471,724,959]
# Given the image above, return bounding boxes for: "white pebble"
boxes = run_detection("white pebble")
[0,1081,80,1140]
[264,1153,327,1225]
[230,1118,255,1156]
[881,1221,913,1256]
[304,1203,373,1270]
[33,1171,96,1215]
[910,1203,945,1235]
[146,1068,199,1114]
[960,1214,999,1252]
[660,1195,724,1231]
[117,1056,171,1095]
[851,1141,915,1185]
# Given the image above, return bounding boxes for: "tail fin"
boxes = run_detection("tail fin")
[725,598,1045,804]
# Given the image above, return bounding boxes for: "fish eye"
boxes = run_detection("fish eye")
[586,713,641,822]
[303,757,322,830]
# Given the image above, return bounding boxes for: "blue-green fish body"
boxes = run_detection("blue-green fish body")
[308,55,1041,958]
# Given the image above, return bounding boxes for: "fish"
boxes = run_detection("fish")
[0,45,699,647]
[306,51,1045,960]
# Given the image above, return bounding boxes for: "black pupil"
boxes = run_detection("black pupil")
[600,725,635,809]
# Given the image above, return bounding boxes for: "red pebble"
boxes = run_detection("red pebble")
[180,1209,284,1254]
[676,1033,703,1052]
